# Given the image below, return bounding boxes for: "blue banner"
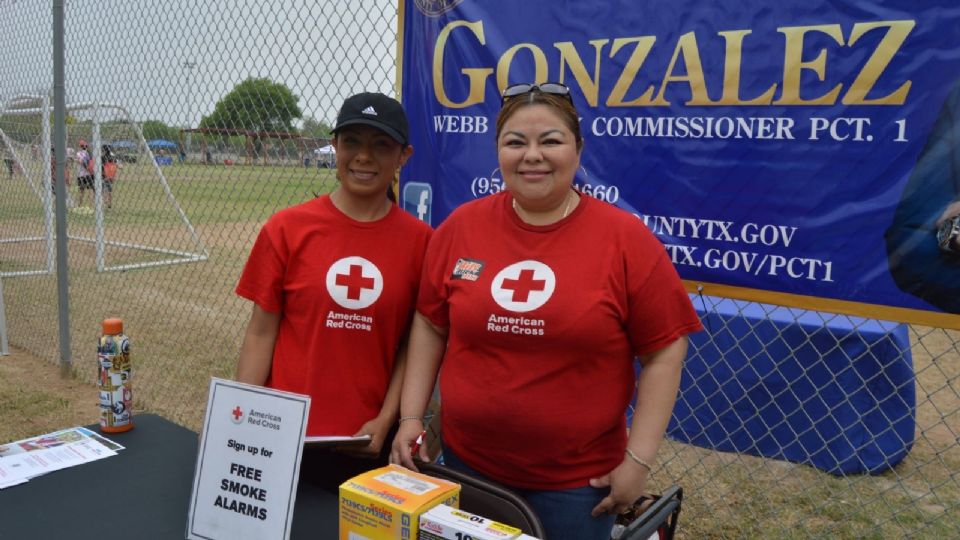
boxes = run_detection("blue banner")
[399,0,960,328]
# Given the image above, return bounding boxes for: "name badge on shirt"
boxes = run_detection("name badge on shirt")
[451,258,485,281]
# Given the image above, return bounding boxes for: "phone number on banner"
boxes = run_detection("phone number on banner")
[470,176,620,203]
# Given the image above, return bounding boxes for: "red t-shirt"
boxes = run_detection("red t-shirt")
[418,192,702,489]
[237,195,432,436]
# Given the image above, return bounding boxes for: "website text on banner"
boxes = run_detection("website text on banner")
[398,0,960,329]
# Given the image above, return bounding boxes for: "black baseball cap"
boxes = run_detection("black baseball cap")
[332,92,409,145]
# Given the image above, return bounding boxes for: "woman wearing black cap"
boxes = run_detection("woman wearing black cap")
[235,92,431,485]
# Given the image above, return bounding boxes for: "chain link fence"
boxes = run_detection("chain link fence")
[1,1,957,538]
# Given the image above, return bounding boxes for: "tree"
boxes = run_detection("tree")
[141,120,180,142]
[0,112,76,143]
[199,77,302,133]
[301,115,333,138]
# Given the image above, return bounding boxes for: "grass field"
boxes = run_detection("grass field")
[1,160,958,538]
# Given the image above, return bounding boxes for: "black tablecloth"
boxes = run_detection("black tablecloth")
[0,414,343,539]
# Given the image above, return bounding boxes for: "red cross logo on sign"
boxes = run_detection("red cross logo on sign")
[231,406,244,424]
[491,260,556,313]
[326,256,383,309]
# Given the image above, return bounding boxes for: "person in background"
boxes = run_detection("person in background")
[390,83,702,539]
[101,144,118,209]
[4,153,15,178]
[885,79,960,313]
[75,140,94,208]
[235,92,431,488]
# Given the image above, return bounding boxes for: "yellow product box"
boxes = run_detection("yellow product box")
[339,464,460,540]
[418,504,523,540]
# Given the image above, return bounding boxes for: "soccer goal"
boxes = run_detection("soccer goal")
[1,93,208,277]
[0,93,56,277]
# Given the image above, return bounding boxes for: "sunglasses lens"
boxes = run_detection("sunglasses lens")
[539,83,569,96]
[501,82,573,105]
[503,83,535,99]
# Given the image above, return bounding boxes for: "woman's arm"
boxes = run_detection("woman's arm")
[235,304,281,385]
[591,336,687,516]
[389,312,448,470]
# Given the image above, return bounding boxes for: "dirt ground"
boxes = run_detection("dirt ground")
[0,346,99,443]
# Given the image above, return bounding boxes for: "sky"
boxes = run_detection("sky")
[0,0,399,128]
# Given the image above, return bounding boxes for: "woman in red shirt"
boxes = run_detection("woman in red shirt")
[236,93,431,487]
[391,83,701,539]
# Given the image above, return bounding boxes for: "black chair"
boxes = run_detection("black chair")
[418,461,548,538]
[615,486,683,540]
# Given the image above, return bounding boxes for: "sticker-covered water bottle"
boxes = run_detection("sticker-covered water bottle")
[98,317,134,432]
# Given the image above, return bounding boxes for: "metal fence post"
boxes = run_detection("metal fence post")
[0,277,8,356]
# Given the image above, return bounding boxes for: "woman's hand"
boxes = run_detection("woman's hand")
[337,414,393,458]
[389,419,429,471]
[590,337,685,516]
[937,200,960,227]
[588,457,649,517]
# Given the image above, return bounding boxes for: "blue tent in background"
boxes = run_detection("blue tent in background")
[146,139,178,149]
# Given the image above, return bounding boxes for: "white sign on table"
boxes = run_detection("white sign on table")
[187,378,309,540]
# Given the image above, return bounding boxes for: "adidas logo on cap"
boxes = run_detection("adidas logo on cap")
[334,92,408,144]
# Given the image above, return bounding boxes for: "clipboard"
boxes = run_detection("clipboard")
[303,435,372,448]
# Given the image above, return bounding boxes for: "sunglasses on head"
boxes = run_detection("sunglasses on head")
[501,82,573,104]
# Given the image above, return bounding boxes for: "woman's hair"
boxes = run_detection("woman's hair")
[495,91,583,151]
[387,175,398,203]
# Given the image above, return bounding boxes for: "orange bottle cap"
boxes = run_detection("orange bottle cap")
[102,318,124,334]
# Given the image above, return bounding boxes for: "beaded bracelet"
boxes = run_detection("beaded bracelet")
[398,416,423,424]
[625,448,653,472]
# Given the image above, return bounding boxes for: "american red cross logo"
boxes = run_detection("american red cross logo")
[335,264,376,300]
[491,260,556,313]
[326,256,384,310]
[232,406,243,420]
[501,269,546,302]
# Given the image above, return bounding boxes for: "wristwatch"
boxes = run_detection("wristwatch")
[937,214,960,253]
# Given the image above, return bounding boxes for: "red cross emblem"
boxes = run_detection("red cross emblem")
[232,406,243,421]
[326,257,383,309]
[501,268,546,302]
[335,264,376,300]
[491,261,556,313]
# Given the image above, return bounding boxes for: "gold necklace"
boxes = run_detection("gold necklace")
[512,190,576,223]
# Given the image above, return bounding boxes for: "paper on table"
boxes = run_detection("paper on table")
[0,438,116,487]
[0,477,27,489]
[0,427,123,458]
[303,434,372,447]
[0,427,121,490]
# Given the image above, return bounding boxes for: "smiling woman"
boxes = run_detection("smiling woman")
[495,88,584,224]
[233,92,432,490]
[329,92,414,218]
[391,83,703,540]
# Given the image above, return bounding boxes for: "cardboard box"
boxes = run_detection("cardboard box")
[418,504,523,540]
[339,464,460,540]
